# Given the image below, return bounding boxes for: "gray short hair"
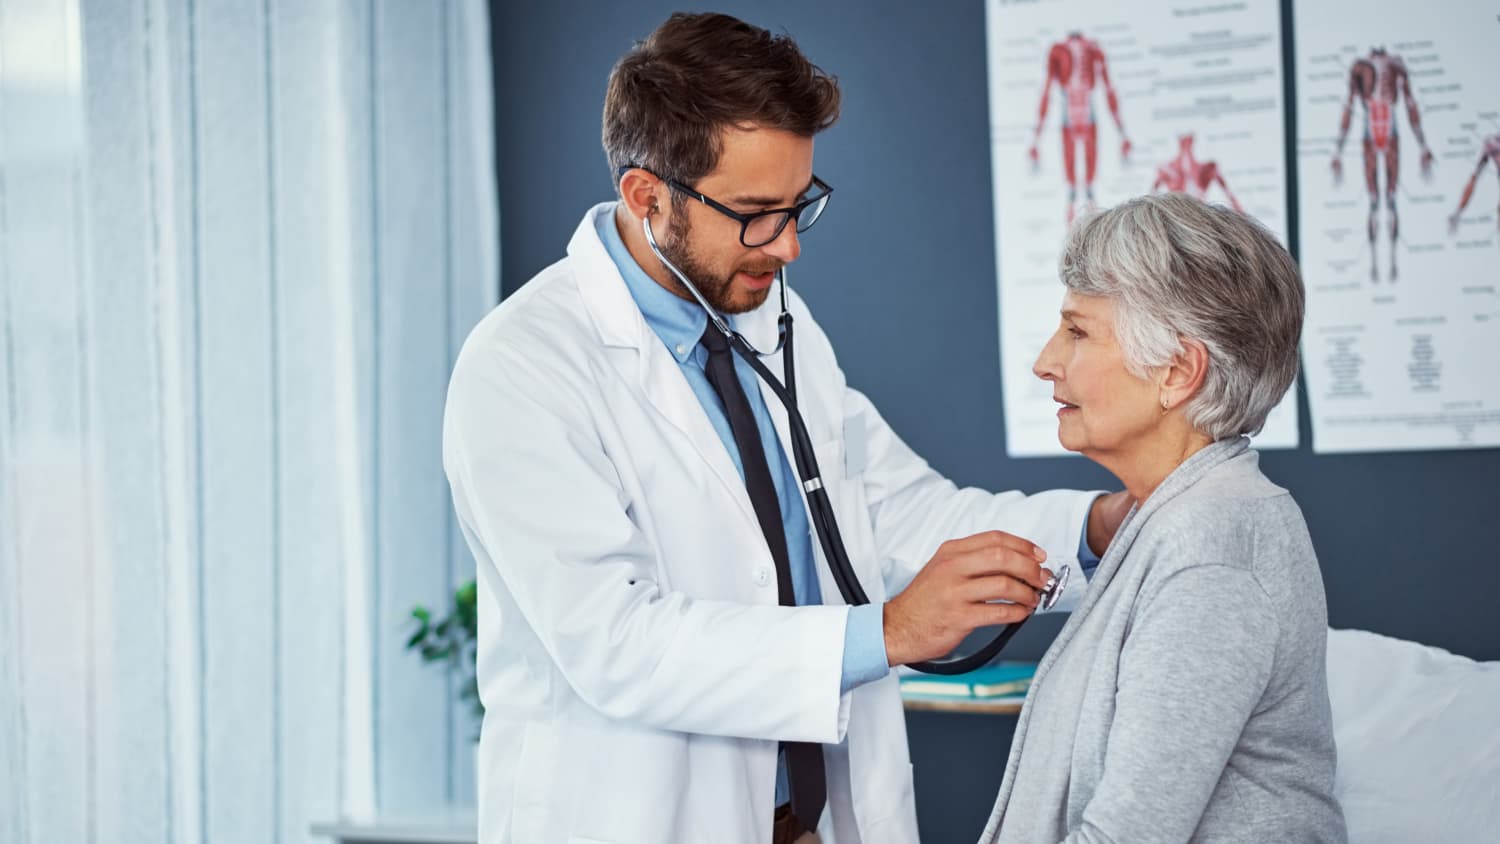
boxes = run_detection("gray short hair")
[1058,193,1303,440]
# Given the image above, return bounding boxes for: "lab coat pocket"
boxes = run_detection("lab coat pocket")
[843,408,869,477]
[811,438,884,603]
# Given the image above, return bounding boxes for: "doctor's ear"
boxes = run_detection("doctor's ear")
[618,168,665,221]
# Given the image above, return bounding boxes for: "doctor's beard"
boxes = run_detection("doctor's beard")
[659,209,781,315]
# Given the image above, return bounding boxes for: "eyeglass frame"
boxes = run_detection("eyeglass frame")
[616,165,833,248]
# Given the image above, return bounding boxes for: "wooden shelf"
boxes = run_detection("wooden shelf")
[901,693,1026,715]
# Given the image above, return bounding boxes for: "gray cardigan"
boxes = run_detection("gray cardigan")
[979,438,1347,843]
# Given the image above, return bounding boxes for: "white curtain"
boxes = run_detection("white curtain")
[0,1,498,841]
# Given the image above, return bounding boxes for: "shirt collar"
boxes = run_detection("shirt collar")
[596,206,709,364]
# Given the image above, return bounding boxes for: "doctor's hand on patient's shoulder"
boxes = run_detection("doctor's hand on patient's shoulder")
[882,532,1049,667]
[1085,491,1134,558]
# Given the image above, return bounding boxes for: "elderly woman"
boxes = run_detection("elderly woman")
[979,193,1346,843]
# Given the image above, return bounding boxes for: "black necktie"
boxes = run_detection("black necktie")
[700,325,827,832]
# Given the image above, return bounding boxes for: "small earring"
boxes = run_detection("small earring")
[1161,398,1171,412]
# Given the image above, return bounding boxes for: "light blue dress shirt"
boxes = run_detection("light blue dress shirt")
[597,211,888,805]
[1078,509,1102,578]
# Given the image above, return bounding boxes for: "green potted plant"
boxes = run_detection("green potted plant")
[407,579,483,734]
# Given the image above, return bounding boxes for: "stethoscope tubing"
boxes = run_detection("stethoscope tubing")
[642,213,1035,675]
[728,307,1030,675]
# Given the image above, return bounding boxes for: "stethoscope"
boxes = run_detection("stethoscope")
[642,214,1069,675]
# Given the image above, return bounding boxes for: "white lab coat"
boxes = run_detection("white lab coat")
[443,204,1096,844]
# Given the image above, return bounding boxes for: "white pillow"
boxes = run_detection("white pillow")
[1325,627,1500,843]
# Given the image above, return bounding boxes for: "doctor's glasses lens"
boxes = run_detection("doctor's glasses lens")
[795,192,830,233]
[743,213,794,247]
[740,184,831,247]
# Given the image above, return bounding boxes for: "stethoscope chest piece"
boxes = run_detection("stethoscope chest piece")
[1039,562,1070,612]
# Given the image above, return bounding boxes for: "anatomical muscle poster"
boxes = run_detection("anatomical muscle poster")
[986,0,1296,456]
[1294,0,1500,452]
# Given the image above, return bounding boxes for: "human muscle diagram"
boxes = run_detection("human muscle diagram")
[986,0,1294,456]
[1153,134,1243,211]
[1449,134,1500,237]
[1294,1,1500,452]
[1330,48,1435,282]
[1028,32,1132,223]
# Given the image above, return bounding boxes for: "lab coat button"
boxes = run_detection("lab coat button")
[754,567,771,586]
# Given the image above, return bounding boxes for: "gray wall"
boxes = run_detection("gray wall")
[490,0,1498,837]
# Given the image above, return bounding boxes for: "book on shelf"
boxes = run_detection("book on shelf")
[897,661,1036,699]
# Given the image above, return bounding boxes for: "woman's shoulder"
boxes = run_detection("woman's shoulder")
[1138,451,1314,573]
[1182,447,1289,502]
[1160,447,1300,518]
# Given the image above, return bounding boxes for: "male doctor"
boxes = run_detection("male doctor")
[444,12,1128,844]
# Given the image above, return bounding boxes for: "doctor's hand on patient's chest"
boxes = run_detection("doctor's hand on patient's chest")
[881,532,1050,667]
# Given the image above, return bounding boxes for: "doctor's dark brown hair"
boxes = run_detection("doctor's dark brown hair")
[602,12,841,191]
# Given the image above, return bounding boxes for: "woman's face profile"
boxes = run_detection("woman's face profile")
[1032,291,1162,461]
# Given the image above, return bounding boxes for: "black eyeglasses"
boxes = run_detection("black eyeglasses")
[618,166,833,248]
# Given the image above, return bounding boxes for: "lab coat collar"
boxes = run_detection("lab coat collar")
[594,204,706,364]
[569,203,766,534]
[571,203,784,355]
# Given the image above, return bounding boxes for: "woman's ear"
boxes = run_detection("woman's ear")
[617,168,664,222]
[1160,338,1208,412]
